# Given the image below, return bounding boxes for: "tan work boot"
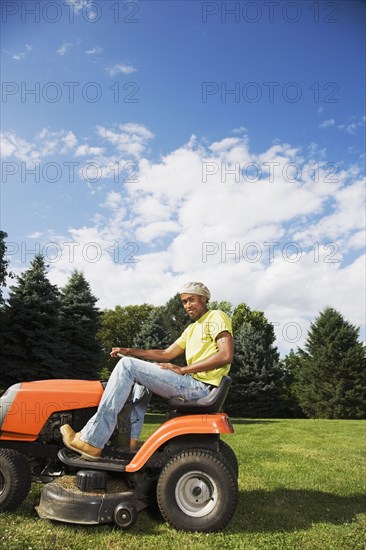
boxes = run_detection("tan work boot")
[60,424,102,461]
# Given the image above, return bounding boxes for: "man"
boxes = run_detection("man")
[61,282,233,460]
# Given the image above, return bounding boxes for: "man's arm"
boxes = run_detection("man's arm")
[110,342,184,362]
[159,331,233,375]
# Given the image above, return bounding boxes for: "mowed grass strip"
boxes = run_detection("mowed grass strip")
[0,419,365,550]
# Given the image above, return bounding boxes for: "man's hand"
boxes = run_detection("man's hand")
[158,363,184,375]
[110,347,128,358]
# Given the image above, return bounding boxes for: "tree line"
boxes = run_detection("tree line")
[0,231,365,419]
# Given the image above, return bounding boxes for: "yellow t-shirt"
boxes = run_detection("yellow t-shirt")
[175,310,233,387]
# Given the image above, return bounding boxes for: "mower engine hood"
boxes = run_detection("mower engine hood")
[0,380,104,441]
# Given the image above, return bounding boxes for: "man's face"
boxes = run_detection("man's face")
[180,293,207,320]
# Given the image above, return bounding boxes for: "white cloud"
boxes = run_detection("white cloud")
[0,131,41,163]
[319,118,336,128]
[75,144,105,157]
[119,123,154,140]
[64,0,93,13]
[232,126,247,134]
[347,229,366,251]
[1,132,18,157]
[56,42,73,56]
[107,63,137,76]
[293,177,365,244]
[96,123,154,158]
[319,116,365,134]
[136,221,180,243]
[102,191,125,211]
[4,128,364,354]
[338,117,365,134]
[1,129,78,166]
[134,196,173,223]
[60,131,78,152]
[11,44,33,61]
[85,46,102,55]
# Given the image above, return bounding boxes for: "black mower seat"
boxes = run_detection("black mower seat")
[168,376,232,414]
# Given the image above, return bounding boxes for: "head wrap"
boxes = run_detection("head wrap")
[179,282,211,301]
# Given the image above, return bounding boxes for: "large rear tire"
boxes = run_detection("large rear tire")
[218,440,239,478]
[157,449,237,532]
[0,448,32,511]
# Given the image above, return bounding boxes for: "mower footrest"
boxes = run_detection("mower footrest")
[58,448,129,472]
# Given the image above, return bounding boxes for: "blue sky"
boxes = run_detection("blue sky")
[1,0,365,354]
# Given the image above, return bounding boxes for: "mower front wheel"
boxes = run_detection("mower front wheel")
[157,449,237,532]
[114,502,138,529]
[0,448,32,512]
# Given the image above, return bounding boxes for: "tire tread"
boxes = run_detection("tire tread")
[0,448,32,511]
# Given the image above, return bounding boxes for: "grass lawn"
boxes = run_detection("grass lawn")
[0,418,365,550]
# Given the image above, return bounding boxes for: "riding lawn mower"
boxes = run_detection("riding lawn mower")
[0,375,238,532]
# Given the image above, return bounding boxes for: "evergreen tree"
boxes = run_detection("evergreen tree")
[59,270,102,379]
[133,306,172,350]
[162,293,190,342]
[0,231,10,392]
[228,304,284,417]
[133,295,190,355]
[0,230,10,304]
[133,306,173,412]
[295,307,366,419]
[1,255,66,387]
[279,349,304,417]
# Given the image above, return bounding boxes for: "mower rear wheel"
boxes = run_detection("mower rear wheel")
[157,449,237,532]
[0,448,32,511]
[218,440,239,478]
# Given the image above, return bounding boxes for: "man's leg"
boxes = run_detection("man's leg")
[78,356,137,449]
[76,356,211,450]
[129,384,151,448]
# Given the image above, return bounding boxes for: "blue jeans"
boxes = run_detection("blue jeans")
[130,384,152,440]
[80,356,211,448]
